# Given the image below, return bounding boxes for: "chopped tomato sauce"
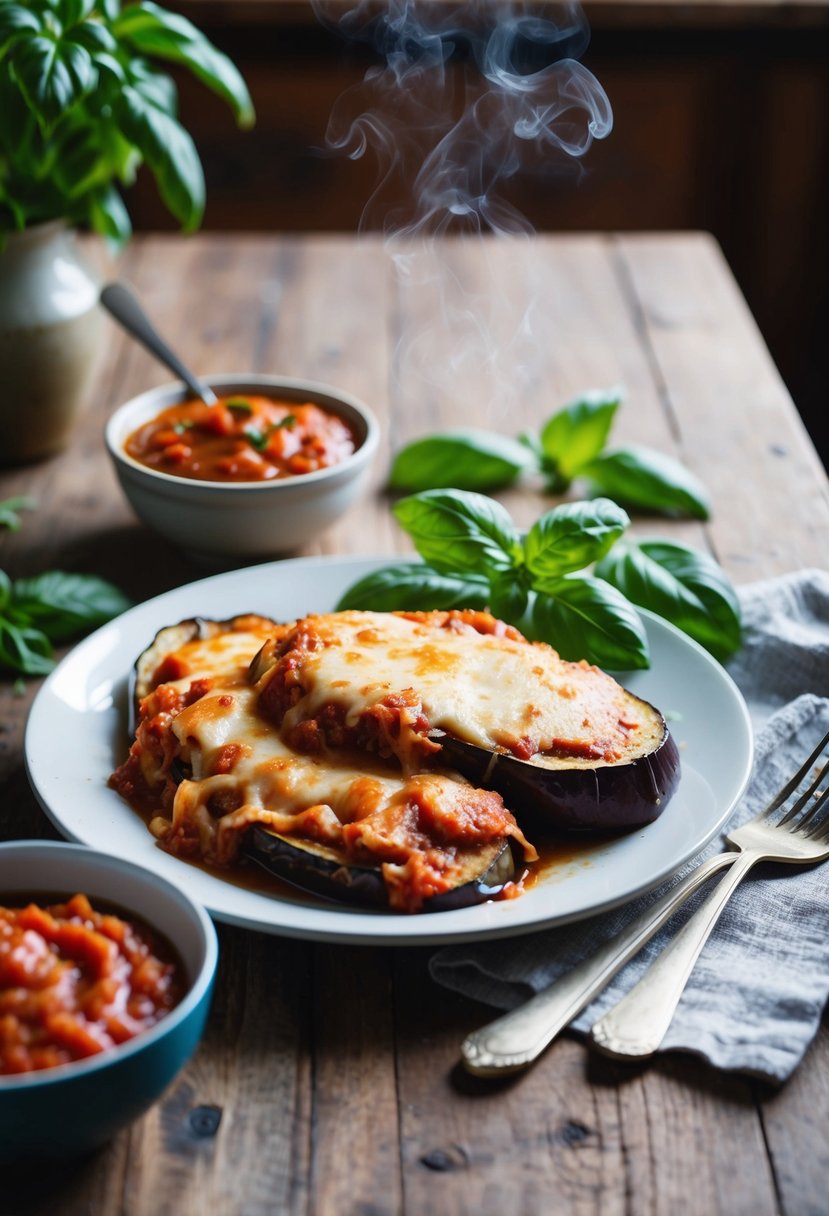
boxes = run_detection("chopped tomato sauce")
[124,394,357,483]
[0,893,183,1076]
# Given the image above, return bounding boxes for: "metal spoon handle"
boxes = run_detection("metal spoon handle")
[100,281,218,406]
[461,850,736,1076]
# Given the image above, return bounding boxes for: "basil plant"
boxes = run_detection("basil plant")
[0,0,254,241]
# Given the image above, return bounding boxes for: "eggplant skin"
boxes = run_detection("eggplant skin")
[434,723,681,834]
[246,828,516,913]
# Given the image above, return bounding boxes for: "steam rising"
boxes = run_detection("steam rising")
[314,0,611,236]
[311,0,613,421]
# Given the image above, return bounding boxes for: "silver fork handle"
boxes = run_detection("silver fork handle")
[461,850,736,1076]
[590,848,760,1059]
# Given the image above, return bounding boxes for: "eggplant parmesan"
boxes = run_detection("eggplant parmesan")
[110,615,535,913]
[110,605,679,912]
[250,609,680,830]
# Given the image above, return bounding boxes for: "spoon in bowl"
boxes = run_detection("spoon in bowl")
[100,281,219,407]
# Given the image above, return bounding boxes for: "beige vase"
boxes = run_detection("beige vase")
[0,222,102,464]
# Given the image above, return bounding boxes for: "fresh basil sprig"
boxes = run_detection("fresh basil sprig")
[0,567,131,677]
[339,492,651,669]
[389,388,710,520]
[337,488,742,669]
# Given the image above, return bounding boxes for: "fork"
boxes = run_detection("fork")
[590,726,829,1060]
[461,726,829,1077]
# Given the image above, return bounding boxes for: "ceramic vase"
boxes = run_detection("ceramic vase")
[0,222,101,464]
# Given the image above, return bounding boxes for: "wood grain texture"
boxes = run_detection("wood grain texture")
[1,233,827,1216]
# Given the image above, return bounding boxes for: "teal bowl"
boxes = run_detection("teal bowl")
[0,841,218,1159]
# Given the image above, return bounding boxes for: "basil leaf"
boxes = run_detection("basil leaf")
[529,576,650,670]
[54,126,108,200]
[126,58,176,115]
[114,83,204,231]
[336,563,489,612]
[89,185,132,244]
[0,569,11,612]
[0,619,55,676]
[12,571,132,641]
[487,569,529,624]
[538,389,621,489]
[65,16,117,56]
[389,430,532,492]
[524,498,629,581]
[58,1,97,27]
[12,33,96,129]
[584,445,711,520]
[0,495,37,531]
[393,490,523,578]
[595,539,741,661]
[114,1,254,127]
[0,5,41,54]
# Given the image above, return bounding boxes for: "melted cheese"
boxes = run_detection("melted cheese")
[174,685,401,827]
[112,621,537,909]
[166,683,533,870]
[267,611,656,767]
[168,629,272,679]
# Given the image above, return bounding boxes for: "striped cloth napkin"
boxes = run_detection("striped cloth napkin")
[429,569,829,1082]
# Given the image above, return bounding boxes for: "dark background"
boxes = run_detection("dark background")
[128,1,829,466]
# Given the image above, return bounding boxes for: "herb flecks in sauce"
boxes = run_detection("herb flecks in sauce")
[125,395,357,483]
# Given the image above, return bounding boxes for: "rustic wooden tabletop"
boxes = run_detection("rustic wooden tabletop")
[1,232,828,1216]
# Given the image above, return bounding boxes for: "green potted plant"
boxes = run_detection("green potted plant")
[0,0,254,463]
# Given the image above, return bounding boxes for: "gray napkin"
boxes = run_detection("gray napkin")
[429,569,829,1082]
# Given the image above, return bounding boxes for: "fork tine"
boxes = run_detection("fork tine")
[799,783,829,840]
[777,754,829,828]
[764,726,829,824]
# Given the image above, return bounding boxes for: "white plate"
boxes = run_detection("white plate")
[24,555,753,946]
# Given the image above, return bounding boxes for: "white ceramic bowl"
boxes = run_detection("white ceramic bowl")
[105,374,380,564]
[0,841,218,1160]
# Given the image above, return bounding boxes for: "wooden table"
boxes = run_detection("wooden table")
[2,232,828,1215]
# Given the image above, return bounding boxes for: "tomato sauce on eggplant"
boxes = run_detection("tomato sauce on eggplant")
[124,394,357,483]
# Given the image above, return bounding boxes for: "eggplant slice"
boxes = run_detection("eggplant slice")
[125,614,524,914]
[247,828,516,912]
[249,609,682,834]
[130,614,279,733]
[431,704,680,834]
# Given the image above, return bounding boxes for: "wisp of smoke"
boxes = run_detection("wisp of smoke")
[311,0,613,423]
[313,0,611,236]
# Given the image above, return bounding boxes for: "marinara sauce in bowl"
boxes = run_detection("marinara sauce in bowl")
[124,393,358,483]
[0,842,217,1160]
[0,891,183,1077]
[106,375,380,564]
